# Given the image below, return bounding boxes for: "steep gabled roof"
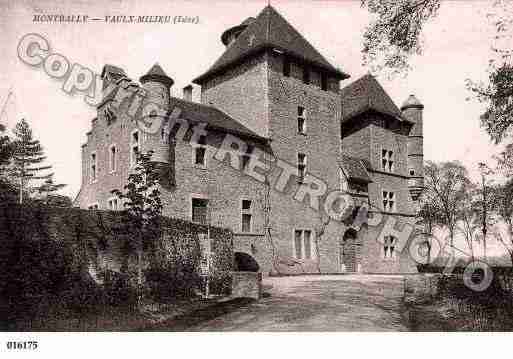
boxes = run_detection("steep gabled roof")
[193,5,348,84]
[169,97,268,142]
[340,74,405,123]
[339,155,372,184]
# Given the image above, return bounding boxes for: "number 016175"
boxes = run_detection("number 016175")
[6,341,38,350]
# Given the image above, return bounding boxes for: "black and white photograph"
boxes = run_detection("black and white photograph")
[1,0,513,355]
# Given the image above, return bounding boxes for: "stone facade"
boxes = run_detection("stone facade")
[75,5,424,275]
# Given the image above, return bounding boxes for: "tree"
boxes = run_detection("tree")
[417,191,443,263]
[362,0,513,144]
[361,0,441,75]
[0,123,16,203]
[472,162,497,259]
[35,176,68,206]
[458,183,478,262]
[492,179,513,264]
[11,119,54,204]
[112,150,163,305]
[424,161,472,254]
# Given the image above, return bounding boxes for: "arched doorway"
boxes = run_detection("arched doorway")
[340,228,361,273]
[234,252,260,272]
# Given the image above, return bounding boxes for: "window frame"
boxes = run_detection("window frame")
[297,106,307,135]
[192,135,208,168]
[381,147,394,173]
[297,152,307,183]
[382,190,396,212]
[190,194,209,225]
[107,196,119,211]
[240,198,253,233]
[383,235,397,260]
[293,229,314,260]
[130,129,140,168]
[108,144,117,174]
[90,151,97,184]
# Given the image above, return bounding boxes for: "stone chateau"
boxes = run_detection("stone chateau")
[75,5,425,274]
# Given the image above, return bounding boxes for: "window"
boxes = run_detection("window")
[302,66,310,84]
[108,197,118,211]
[340,168,348,192]
[381,149,394,172]
[241,199,252,233]
[409,168,415,176]
[297,153,307,182]
[382,190,396,212]
[321,73,328,91]
[130,130,140,167]
[241,144,254,169]
[193,135,207,166]
[192,197,208,224]
[161,127,168,144]
[297,106,307,134]
[88,203,99,210]
[383,235,397,259]
[90,152,97,183]
[109,145,117,173]
[283,57,291,77]
[294,229,313,259]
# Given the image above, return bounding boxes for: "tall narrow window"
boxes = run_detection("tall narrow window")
[321,73,328,91]
[297,106,307,134]
[90,152,97,183]
[283,57,291,77]
[297,153,307,182]
[192,197,208,224]
[241,144,254,169]
[130,130,140,167]
[294,230,313,259]
[241,199,252,233]
[193,135,207,166]
[382,190,396,212]
[109,145,117,173]
[302,66,310,84]
[384,235,397,259]
[108,197,118,211]
[381,149,394,172]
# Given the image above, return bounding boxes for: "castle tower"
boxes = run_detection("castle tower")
[401,94,424,201]
[139,63,175,184]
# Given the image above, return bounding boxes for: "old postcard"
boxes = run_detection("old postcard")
[1,0,513,356]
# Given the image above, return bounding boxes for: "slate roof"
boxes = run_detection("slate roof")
[168,97,267,142]
[340,74,406,123]
[193,5,348,83]
[339,155,372,183]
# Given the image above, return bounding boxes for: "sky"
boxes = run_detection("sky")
[0,0,508,258]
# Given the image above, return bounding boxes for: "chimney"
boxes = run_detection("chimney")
[183,85,193,102]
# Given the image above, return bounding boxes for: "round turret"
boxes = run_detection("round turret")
[402,94,424,201]
[138,63,174,185]
[221,17,255,46]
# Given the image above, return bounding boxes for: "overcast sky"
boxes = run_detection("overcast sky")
[0,0,503,202]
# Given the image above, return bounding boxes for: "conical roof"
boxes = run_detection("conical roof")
[194,5,348,83]
[401,94,424,110]
[140,63,174,87]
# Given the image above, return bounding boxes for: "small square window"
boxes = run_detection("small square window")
[242,200,252,210]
